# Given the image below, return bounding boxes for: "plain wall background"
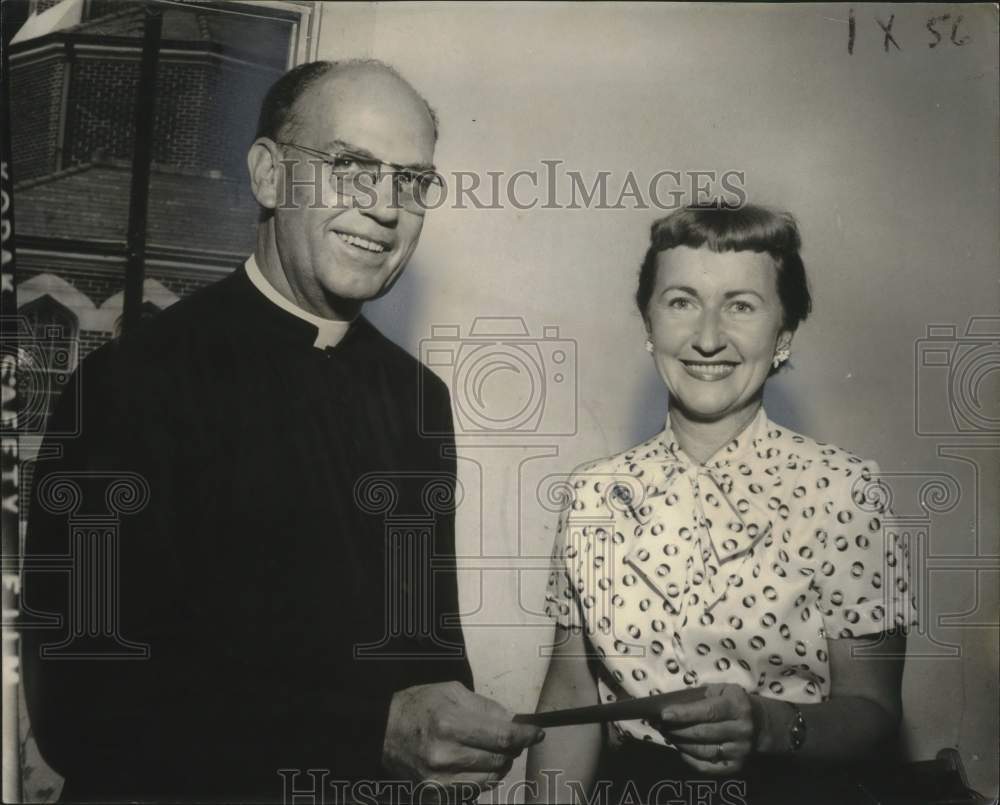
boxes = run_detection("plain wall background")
[317,3,999,795]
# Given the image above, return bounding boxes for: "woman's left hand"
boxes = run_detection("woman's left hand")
[656,683,760,774]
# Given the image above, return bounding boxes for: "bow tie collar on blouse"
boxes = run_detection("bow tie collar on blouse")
[621,409,779,622]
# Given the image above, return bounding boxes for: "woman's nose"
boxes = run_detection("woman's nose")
[692,312,725,355]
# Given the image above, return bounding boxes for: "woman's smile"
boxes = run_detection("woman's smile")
[680,360,739,381]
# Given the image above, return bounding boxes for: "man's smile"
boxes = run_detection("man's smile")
[333,230,389,253]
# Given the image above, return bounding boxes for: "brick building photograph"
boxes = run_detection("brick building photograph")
[9,0,312,428]
[4,0,319,798]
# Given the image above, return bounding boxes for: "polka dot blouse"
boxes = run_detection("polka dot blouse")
[544,408,916,746]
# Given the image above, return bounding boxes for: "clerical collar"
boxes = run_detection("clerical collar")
[244,255,352,350]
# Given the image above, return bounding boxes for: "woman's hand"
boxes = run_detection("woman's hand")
[656,683,761,774]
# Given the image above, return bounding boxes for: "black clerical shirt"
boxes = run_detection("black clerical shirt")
[23,265,473,802]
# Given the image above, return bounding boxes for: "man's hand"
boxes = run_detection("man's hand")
[382,681,544,792]
[656,683,759,774]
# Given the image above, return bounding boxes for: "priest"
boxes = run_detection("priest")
[23,59,543,803]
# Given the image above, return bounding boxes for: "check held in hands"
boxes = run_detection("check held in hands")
[382,681,545,792]
[656,683,760,774]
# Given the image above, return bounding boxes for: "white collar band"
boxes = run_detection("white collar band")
[244,255,352,350]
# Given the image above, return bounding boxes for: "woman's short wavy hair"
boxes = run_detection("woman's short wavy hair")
[636,204,812,333]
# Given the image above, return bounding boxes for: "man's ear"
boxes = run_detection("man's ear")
[247,138,280,210]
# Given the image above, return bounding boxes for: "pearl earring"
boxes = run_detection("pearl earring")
[772,347,791,369]
[644,338,654,353]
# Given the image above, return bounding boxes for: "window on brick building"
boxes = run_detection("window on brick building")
[12,0,306,180]
[59,1,298,178]
[18,294,80,431]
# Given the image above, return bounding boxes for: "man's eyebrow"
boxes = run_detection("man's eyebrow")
[321,139,374,157]
[322,139,435,172]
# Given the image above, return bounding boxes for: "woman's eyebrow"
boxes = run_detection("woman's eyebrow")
[658,286,769,304]
[723,289,766,301]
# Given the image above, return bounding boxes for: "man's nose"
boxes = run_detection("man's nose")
[357,174,400,226]
[692,311,725,355]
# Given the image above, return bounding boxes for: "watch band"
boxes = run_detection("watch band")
[788,704,807,751]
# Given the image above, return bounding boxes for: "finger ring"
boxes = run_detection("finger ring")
[715,743,725,762]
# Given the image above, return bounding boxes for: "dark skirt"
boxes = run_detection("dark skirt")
[596,740,886,805]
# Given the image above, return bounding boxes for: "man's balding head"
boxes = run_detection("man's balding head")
[256,59,439,145]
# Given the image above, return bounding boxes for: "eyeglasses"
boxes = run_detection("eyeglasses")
[276,141,443,213]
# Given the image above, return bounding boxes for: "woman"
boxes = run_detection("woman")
[526,205,915,804]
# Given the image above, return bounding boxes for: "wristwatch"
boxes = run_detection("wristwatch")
[788,704,807,751]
